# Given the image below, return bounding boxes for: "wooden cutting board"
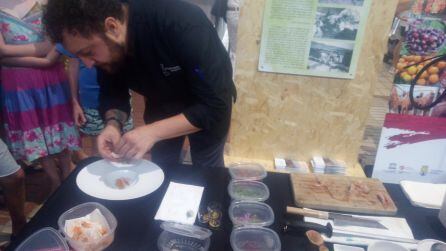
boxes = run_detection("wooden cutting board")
[290,173,397,215]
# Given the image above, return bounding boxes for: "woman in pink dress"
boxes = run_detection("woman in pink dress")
[0,0,80,193]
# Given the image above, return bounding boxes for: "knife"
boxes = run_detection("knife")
[286,207,388,229]
[283,220,419,244]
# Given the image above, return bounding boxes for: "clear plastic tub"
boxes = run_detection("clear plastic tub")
[230,226,281,251]
[228,163,267,181]
[229,201,274,227]
[16,227,69,251]
[58,202,117,251]
[157,222,212,251]
[228,180,270,202]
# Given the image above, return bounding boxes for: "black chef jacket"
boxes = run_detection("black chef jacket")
[99,0,236,140]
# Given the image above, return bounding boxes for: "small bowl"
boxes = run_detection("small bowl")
[58,202,117,251]
[104,170,138,190]
[228,180,270,202]
[229,201,274,227]
[230,226,281,251]
[228,162,267,181]
[107,159,142,168]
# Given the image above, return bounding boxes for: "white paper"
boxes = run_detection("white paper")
[155,182,204,225]
[304,215,416,249]
[400,180,446,209]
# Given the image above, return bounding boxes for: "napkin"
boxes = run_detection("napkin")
[400,180,446,209]
[155,182,204,225]
[304,215,415,249]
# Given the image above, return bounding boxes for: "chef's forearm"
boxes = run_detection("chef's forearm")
[145,113,201,141]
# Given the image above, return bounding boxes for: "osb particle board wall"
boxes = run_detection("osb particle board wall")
[226,0,398,175]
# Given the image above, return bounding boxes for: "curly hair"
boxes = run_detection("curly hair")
[43,0,125,43]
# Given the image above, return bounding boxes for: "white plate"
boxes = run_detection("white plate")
[76,159,165,200]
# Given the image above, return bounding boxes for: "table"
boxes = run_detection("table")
[8,158,446,250]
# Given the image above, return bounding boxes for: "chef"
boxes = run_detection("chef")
[43,0,236,167]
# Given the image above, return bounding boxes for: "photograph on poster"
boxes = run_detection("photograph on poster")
[313,7,360,40]
[388,84,438,116]
[307,40,353,73]
[319,0,364,6]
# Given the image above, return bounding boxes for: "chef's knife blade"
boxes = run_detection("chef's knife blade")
[330,213,388,229]
[286,207,388,229]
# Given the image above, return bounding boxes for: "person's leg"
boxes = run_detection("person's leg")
[57,149,74,180]
[40,154,61,194]
[0,140,26,235]
[0,169,26,236]
[150,136,186,168]
[189,132,227,168]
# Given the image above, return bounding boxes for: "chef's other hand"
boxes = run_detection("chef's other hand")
[97,124,122,160]
[115,125,159,160]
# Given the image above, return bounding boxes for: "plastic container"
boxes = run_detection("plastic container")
[230,226,281,251]
[229,201,274,227]
[157,222,212,251]
[228,163,267,181]
[228,180,270,202]
[58,202,117,251]
[16,227,69,251]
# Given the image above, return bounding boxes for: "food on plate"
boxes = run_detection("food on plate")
[115,178,131,189]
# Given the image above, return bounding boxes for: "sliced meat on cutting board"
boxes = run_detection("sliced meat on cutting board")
[290,173,397,215]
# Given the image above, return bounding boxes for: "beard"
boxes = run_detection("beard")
[96,35,127,74]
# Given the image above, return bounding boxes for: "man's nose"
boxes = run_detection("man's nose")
[80,57,95,68]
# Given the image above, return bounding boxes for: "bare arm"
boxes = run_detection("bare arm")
[0,33,52,57]
[114,113,200,160]
[0,47,60,68]
[68,58,80,102]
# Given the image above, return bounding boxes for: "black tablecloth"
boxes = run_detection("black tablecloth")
[8,158,446,250]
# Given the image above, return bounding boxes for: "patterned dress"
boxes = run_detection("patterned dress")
[0,9,80,162]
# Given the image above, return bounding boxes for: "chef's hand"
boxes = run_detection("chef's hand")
[97,124,122,160]
[114,125,160,160]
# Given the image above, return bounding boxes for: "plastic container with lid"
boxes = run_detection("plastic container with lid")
[228,180,270,202]
[229,201,274,227]
[230,226,281,251]
[228,162,267,181]
[157,222,212,251]
[58,202,117,251]
[16,227,69,251]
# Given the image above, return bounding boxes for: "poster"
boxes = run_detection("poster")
[372,114,446,184]
[258,0,371,79]
[389,0,446,117]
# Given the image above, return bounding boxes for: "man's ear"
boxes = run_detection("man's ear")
[104,17,122,41]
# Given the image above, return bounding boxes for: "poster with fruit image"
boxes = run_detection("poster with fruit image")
[391,17,446,117]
